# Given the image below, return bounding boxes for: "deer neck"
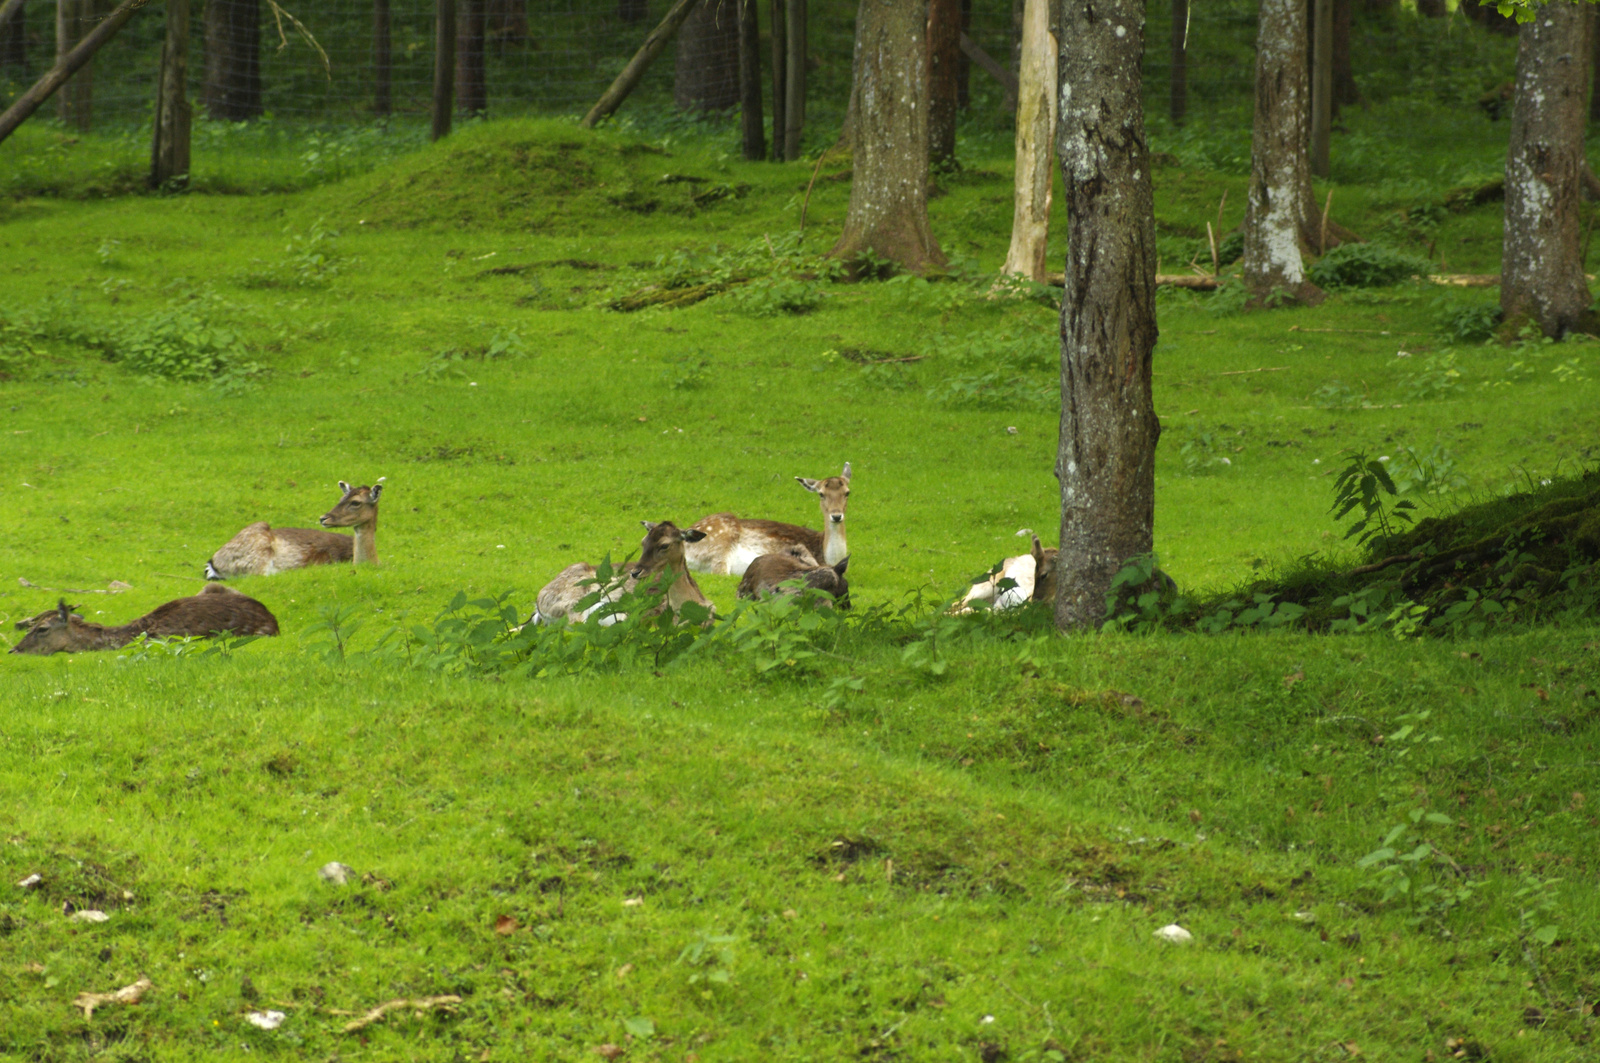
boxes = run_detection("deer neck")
[75,621,140,651]
[352,517,378,565]
[821,519,847,567]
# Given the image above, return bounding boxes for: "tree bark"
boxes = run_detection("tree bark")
[1000,0,1053,282]
[0,0,151,145]
[581,0,700,128]
[1502,1,1592,337]
[830,0,944,274]
[373,0,391,116]
[769,0,785,158]
[487,0,527,51]
[0,0,25,72]
[1054,0,1159,631]
[204,0,260,122]
[1170,0,1187,125]
[456,0,486,116]
[1332,0,1357,111]
[1593,3,1600,124]
[783,0,804,159]
[927,0,961,167]
[675,0,739,111]
[1309,0,1331,177]
[432,0,454,139]
[57,0,93,130]
[956,0,971,108]
[1243,0,1323,303]
[737,0,764,160]
[150,0,189,189]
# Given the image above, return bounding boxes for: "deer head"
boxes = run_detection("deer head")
[320,478,384,529]
[631,521,707,579]
[796,461,851,525]
[1030,535,1059,605]
[11,600,80,655]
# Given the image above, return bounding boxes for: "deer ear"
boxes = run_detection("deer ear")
[681,528,707,543]
[833,556,849,576]
[841,462,851,483]
[369,484,383,503]
[338,480,352,494]
[1031,534,1045,563]
[796,477,821,493]
[641,521,658,532]
[56,599,73,621]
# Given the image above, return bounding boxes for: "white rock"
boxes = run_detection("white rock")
[1153,923,1192,944]
[245,1010,286,1030]
[69,909,110,924]
[318,862,354,885]
[1293,910,1316,923]
[17,873,42,890]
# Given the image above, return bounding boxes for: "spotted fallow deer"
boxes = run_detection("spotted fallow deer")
[10,585,279,655]
[955,530,1059,613]
[684,463,851,576]
[530,521,714,627]
[204,479,383,580]
[738,553,851,607]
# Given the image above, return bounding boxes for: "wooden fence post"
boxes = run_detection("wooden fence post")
[432,0,455,140]
[150,0,190,188]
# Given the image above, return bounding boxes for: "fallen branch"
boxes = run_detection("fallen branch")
[581,0,701,129]
[1047,273,1221,290]
[608,280,744,312]
[19,577,131,594]
[1217,366,1289,377]
[74,977,153,1019]
[1344,552,1419,578]
[958,33,1018,99]
[0,0,156,146]
[337,995,461,1033]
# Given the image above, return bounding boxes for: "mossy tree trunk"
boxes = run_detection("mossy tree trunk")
[1053,0,1159,630]
[1242,0,1323,305]
[203,0,260,122]
[999,0,1053,282]
[1502,1,1592,338]
[675,0,739,111]
[830,0,944,274]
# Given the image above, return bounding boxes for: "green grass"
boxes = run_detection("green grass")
[2,108,1599,1061]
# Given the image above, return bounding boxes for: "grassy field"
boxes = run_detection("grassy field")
[2,104,1598,1061]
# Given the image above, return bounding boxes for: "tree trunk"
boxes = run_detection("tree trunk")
[783,0,804,158]
[737,0,764,160]
[581,0,701,128]
[0,0,24,72]
[487,0,527,51]
[456,0,486,115]
[203,0,260,122]
[1332,0,1358,110]
[1309,0,1331,177]
[0,0,151,145]
[432,0,454,139]
[1592,3,1600,125]
[1000,0,1053,282]
[1053,0,1159,631]
[373,0,391,116]
[927,0,961,168]
[1170,0,1187,126]
[57,0,92,130]
[956,0,971,108]
[830,0,944,274]
[150,0,189,189]
[618,0,647,23]
[1463,0,1517,37]
[1243,0,1323,304]
[769,0,785,158]
[675,0,738,110]
[1502,1,1592,337]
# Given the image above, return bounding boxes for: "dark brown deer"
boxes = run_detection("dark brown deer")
[529,521,714,626]
[684,463,851,576]
[738,553,851,607]
[205,479,383,579]
[955,530,1058,613]
[11,585,279,655]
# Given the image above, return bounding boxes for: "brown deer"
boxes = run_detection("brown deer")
[738,553,851,607]
[955,530,1058,613]
[205,479,383,579]
[529,521,714,626]
[684,463,851,576]
[11,585,279,655]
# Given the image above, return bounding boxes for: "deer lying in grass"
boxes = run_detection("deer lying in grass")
[11,585,279,655]
[205,479,384,580]
[530,521,714,626]
[955,530,1059,613]
[738,553,851,607]
[684,463,851,576]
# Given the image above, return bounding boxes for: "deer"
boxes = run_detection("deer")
[954,530,1059,613]
[205,479,383,580]
[529,521,715,627]
[738,553,851,607]
[684,463,851,576]
[10,585,280,655]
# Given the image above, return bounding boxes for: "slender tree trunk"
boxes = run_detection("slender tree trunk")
[830,0,944,274]
[0,0,151,145]
[956,0,971,108]
[770,0,785,158]
[432,0,454,139]
[150,0,189,188]
[581,0,701,128]
[1502,1,1592,337]
[1592,3,1600,124]
[737,0,764,160]
[1243,0,1323,303]
[1054,0,1159,631]
[457,0,486,115]
[373,0,391,116]
[203,0,260,122]
[1332,0,1357,111]
[1000,0,1053,282]
[1170,0,1188,126]
[1310,0,1331,177]
[486,0,527,51]
[927,0,961,168]
[0,0,25,72]
[675,0,739,111]
[58,0,92,130]
[783,0,804,159]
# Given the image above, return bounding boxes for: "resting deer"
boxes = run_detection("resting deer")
[530,521,715,626]
[955,530,1058,613]
[684,463,851,576]
[205,479,383,579]
[738,553,851,607]
[11,585,279,655]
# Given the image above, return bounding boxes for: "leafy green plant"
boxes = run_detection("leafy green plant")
[726,276,825,316]
[1356,807,1478,926]
[1311,379,1365,409]
[99,289,264,385]
[1437,301,1501,343]
[923,330,1056,409]
[1308,243,1433,289]
[662,352,714,390]
[1391,444,1468,496]
[721,591,843,678]
[1401,351,1463,400]
[677,932,736,986]
[237,218,349,289]
[1175,425,1232,474]
[1331,451,1417,545]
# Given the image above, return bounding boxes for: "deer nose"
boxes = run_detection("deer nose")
[830,514,843,523]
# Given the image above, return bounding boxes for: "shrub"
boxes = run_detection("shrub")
[1308,243,1434,289]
